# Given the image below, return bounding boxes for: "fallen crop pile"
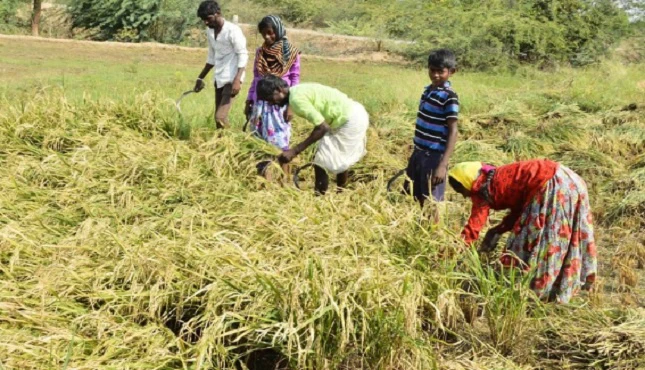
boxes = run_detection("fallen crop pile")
[0,86,643,369]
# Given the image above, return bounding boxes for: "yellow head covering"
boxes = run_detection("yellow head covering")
[448,162,483,191]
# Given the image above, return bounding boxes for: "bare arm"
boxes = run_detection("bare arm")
[293,122,330,154]
[432,118,458,185]
[279,122,331,163]
[194,63,214,92]
[198,64,214,79]
[231,67,245,96]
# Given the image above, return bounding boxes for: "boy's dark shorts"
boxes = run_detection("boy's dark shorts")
[404,149,446,202]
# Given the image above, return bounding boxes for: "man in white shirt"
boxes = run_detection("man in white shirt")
[194,1,248,129]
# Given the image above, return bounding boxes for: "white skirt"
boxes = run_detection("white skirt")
[313,101,369,174]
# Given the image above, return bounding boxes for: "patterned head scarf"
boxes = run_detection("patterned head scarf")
[448,162,483,191]
[257,15,300,78]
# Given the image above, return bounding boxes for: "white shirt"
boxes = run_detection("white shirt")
[206,21,248,88]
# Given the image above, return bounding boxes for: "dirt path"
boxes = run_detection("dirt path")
[19,2,411,63]
[0,33,407,64]
[0,34,203,52]
[238,22,413,45]
[38,2,411,45]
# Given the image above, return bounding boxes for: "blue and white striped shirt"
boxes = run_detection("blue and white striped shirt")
[414,81,459,153]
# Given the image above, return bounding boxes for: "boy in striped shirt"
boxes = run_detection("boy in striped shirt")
[405,49,459,215]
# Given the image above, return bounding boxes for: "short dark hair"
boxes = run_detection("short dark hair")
[428,49,457,69]
[257,75,289,101]
[197,1,220,19]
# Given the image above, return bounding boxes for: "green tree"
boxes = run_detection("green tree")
[147,0,200,44]
[68,0,161,41]
[253,0,324,25]
[0,0,26,31]
[247,0,631,68]
[395,0,629,68]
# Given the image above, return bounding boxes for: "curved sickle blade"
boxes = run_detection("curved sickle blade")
[386,169,407,192]
[293,163,314,190]
[175,90,195,113]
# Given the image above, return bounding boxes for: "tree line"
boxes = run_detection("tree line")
[1,0,643,69]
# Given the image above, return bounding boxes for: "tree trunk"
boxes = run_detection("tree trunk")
[31,0,42,37]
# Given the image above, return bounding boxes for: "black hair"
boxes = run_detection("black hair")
[428,49,457,69]
[258,17,274,33]
[257,75,289,101]
[448,176,466,194]
[197,1,220,19]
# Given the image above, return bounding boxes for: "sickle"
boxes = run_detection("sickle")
[386,169,407,192]
[293,163,314,190]
[174,90,195,113]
